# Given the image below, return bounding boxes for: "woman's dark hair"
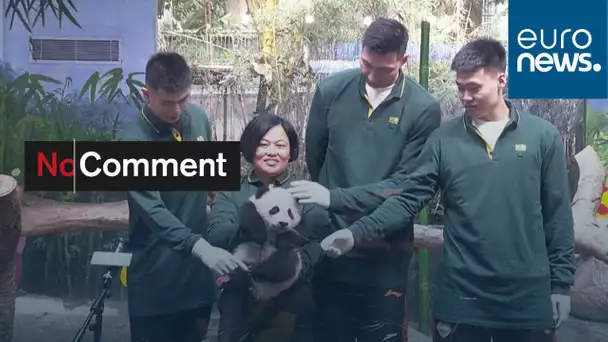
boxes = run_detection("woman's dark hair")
[240,114,299,163]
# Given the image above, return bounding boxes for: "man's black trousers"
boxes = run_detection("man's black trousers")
[313,279,408,342]
[431,321,556,342]
[129,306,212,342]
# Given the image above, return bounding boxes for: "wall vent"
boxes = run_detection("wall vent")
[30,38,120,62]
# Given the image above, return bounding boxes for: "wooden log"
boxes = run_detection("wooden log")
[17,190,446,249]
[413,224,444,251]
[14,191,608,262]
[0,175,21,342]
[8,144,608,265]
[18,192,220,237]
[20,196,128,237]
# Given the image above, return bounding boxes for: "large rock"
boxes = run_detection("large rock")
[571,257,608,323]
[557,316,608,342]
[572,146,608,264]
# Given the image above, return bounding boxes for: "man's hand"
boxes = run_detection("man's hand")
[320,229,355,258]
[206,191,215,216]
[191,239,248,275]
[287,180,330,208]
[551,294,571,328]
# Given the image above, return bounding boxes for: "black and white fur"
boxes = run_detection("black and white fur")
[232,185,308,300]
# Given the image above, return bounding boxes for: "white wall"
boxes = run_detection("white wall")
[1,0,156,92]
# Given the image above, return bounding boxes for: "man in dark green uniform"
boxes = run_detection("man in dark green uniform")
[118,52,247,342]
[287,18,442,342]
[320,38,576,342]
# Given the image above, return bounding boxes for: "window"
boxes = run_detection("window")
[30,38,121,62]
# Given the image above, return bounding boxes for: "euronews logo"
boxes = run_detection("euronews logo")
[516,28,602,73]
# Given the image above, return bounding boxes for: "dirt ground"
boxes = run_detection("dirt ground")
[13,294,433,342]
[13,294,608,342]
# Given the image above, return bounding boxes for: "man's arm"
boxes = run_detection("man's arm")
[206,191,240,250]
[127,191,202,254]
[541,129,576,295]
[347,134,441,244]
[119,127,203,256]
[298,205,333,280]
[305,86,329,182]
[328,101,442,215]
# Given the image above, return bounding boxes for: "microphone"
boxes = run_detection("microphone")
[113,238,126,253]
[73,237,132,342]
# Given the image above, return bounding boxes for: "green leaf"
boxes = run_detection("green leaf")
[79,72,100,102]
[4,0,80,31]
[29,73,62,84]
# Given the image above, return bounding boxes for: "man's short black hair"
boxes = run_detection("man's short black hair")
[451,38,507,73]
[362,18,409,55]
[145,52,192,93]
[240,114,299,163]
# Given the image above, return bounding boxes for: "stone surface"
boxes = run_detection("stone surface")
[557,316,608,342]
[13,294,433,342]
[12,294,608,342]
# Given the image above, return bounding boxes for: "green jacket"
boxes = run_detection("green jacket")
[207,171,332,282]
[118,104,217,317]
[347,103,576,329]
[305,68,442,288]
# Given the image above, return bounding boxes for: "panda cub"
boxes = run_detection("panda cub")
[232,185,309,300]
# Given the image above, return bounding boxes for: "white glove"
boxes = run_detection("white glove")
[191,239,248,275]
[320,229,355,258]
[287,180,330,208]
[551,294,571,328]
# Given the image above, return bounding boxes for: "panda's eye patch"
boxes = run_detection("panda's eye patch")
[269,206,280,215]
[287,209,294,220]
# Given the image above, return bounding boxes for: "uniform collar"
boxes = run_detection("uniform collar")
[140,105,190,136]
[462,99,520,132]
[358,69,407,100]
[247,170,292,187]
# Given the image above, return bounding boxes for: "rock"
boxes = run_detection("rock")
[557,316,608,342]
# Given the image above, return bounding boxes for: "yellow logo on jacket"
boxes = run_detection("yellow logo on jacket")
[388,117,399,125]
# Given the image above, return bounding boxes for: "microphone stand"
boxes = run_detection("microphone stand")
[73,238,126,342]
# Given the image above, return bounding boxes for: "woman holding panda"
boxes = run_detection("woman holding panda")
[207,114,332,342]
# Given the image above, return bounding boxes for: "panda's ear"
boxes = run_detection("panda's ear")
[255,185,270,199]
[238,201,267,244]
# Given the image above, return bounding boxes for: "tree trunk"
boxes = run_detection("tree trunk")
[0,175,20,342]
[20,195,128,237]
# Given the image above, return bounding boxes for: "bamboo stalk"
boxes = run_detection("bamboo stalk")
[417,20,431,336]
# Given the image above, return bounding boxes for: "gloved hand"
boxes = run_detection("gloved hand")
[320,229,355,258]
[191,239,248,275]
[551,294,571,328]
[287,180,330,208]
